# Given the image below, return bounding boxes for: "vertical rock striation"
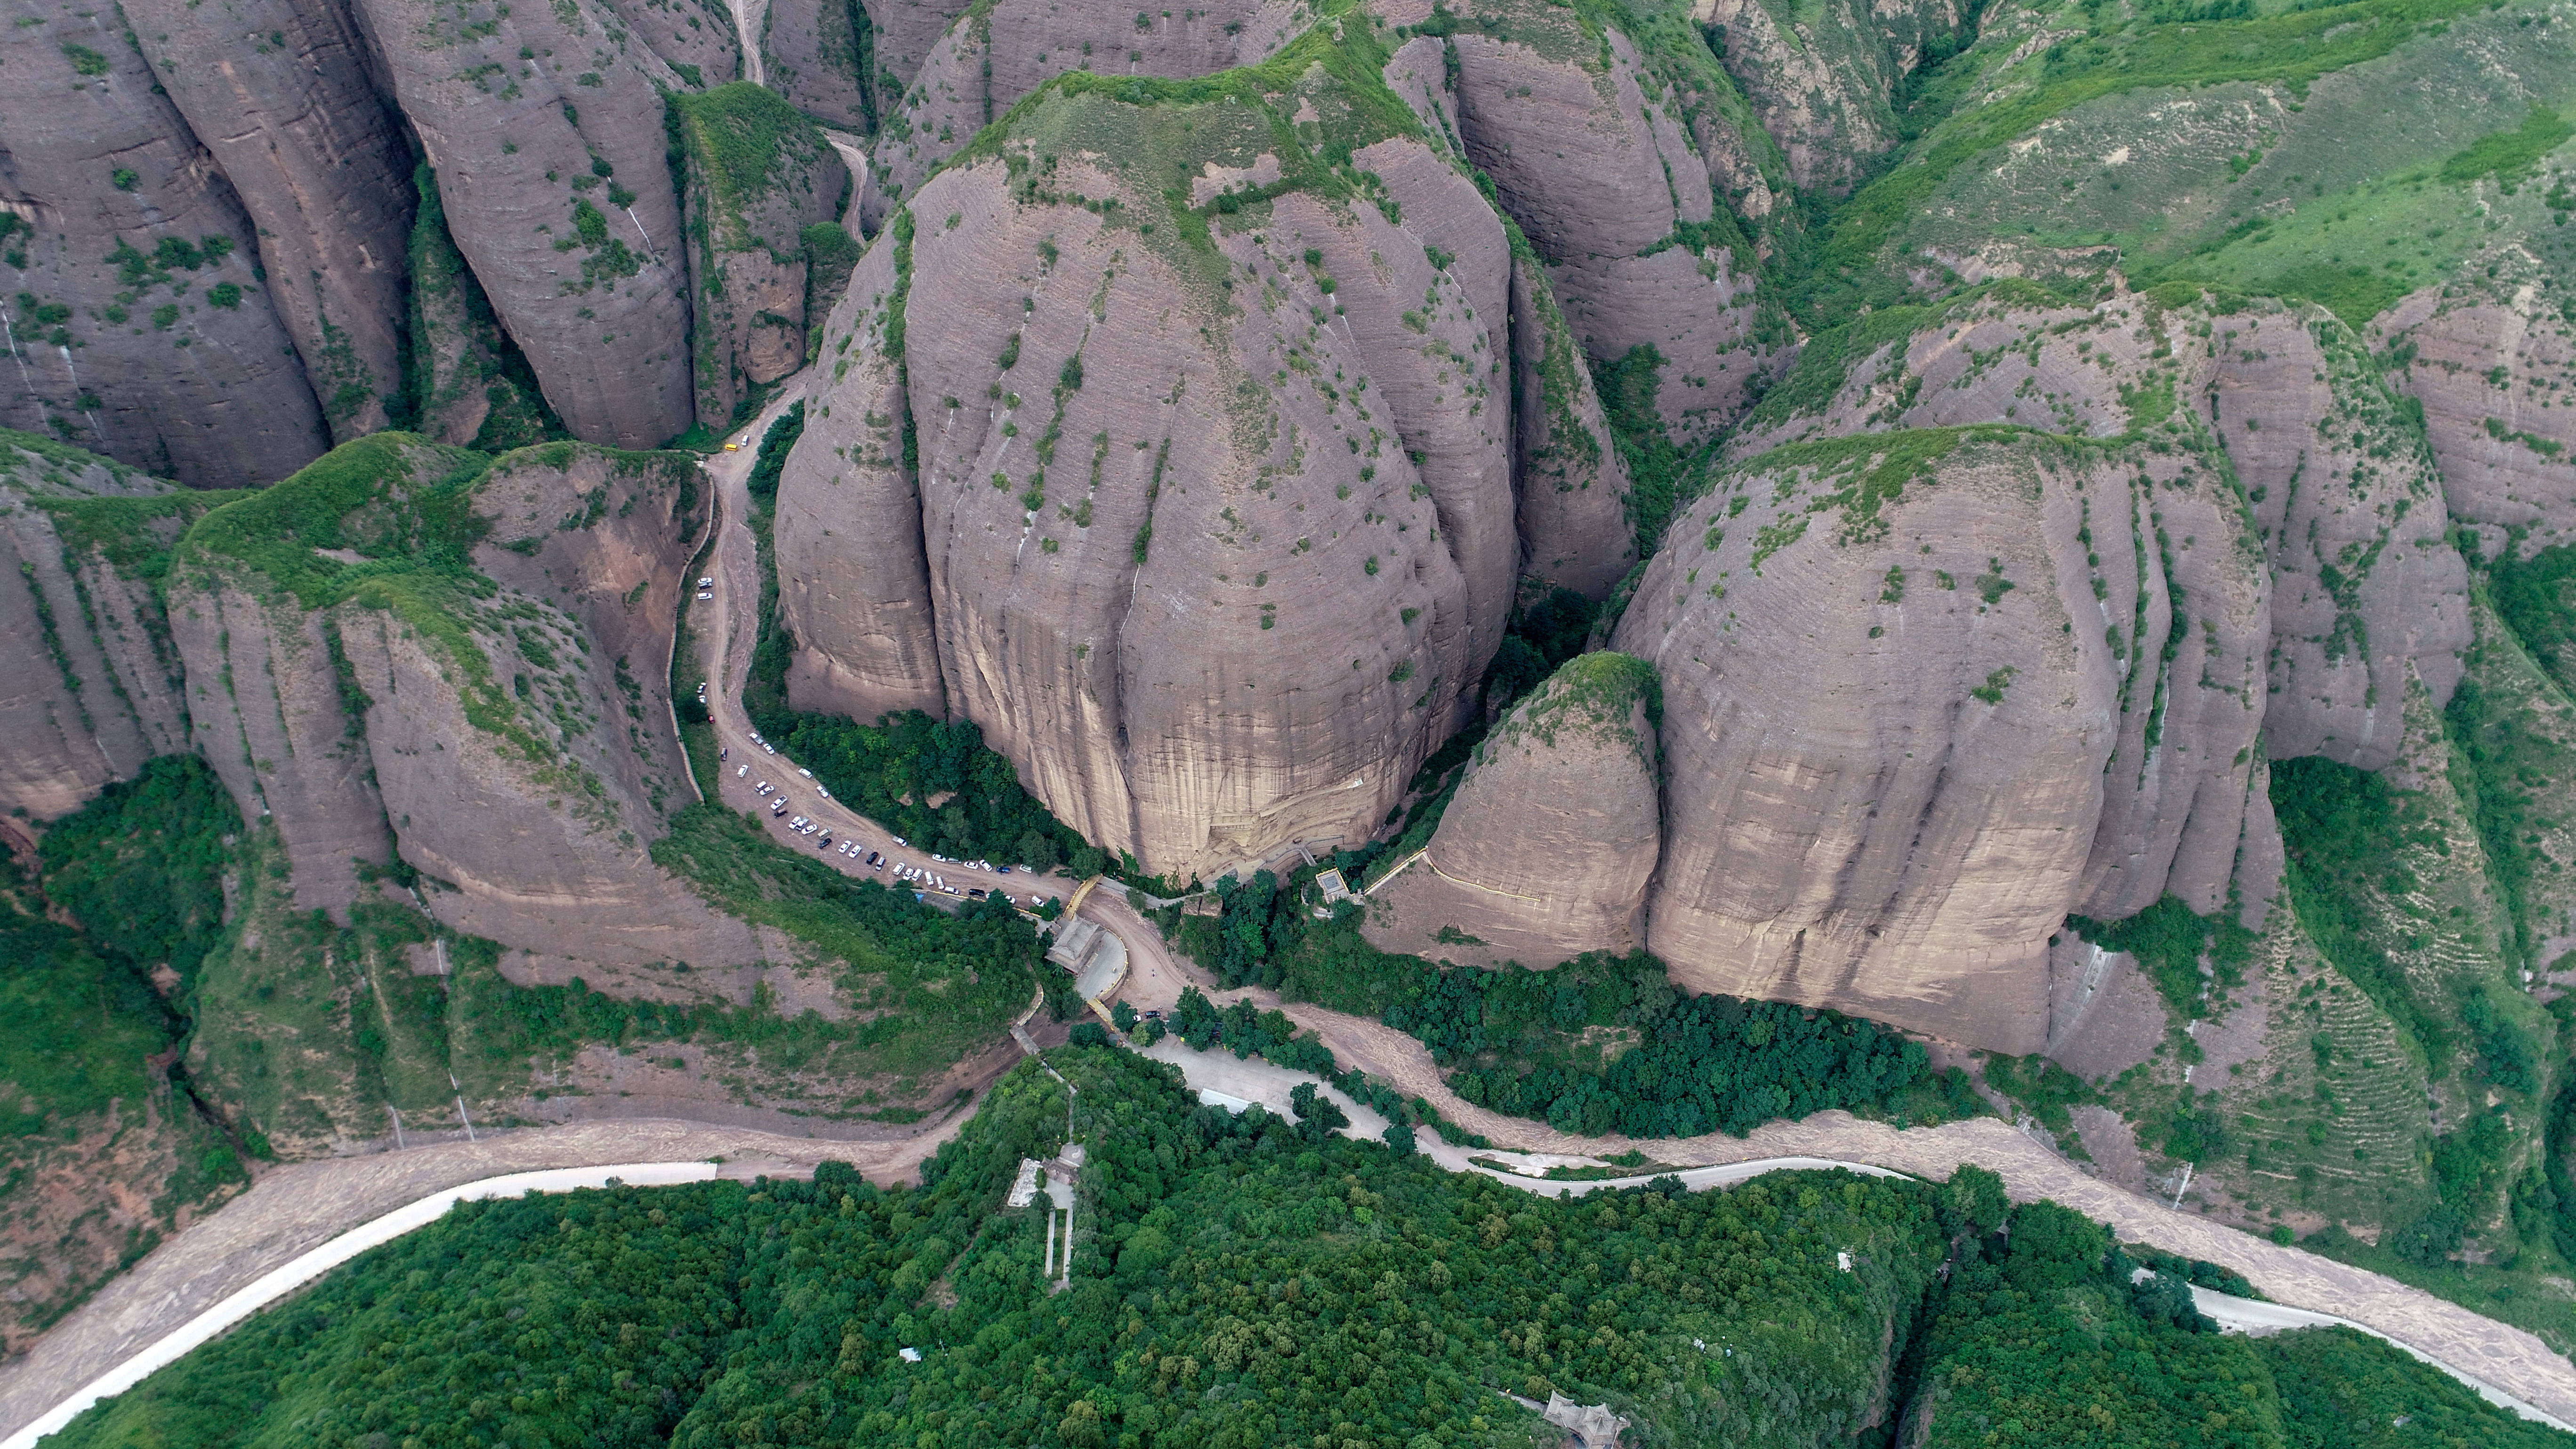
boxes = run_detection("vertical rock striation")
[674,83,850,427]
[1617,433,2156,1054]
[776,221,950,724]
[0,0,327,487]
[354,0,696,446]
[1363,652,1662,967]
[0,433,201,821]
[123,0,419,442]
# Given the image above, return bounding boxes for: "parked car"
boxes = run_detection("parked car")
[770,800,788,815]
[697,577,713,588]
[736,765,748,778]
[816,787,830,799]
[968,889,988,900]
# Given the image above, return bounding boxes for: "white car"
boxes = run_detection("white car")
[798,768,812,778]
[756,782,772,795]
[697,577,713,588]
[764,744,775,754]
[695,590,713,601]
[748,731,762,743]
[736,765,747,778]
[816,787,830,799]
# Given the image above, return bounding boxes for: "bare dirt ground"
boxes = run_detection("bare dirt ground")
[0,1112,970,1441]
[1092,893,2576,1424]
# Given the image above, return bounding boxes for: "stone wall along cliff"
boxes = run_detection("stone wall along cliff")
[1364,652,1661,967]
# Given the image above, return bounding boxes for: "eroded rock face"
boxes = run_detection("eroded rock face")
[676,85,850,427]
[0,434,195,821]
[1364,652,1661,967]
[763,0,877,131]
[2213,306,2469,769]
[605,0,741,83]
[777,225,950,724]
[1434,16,1777,445]
[1739,290,2470,773]
[175,579,397,920]
[858,0,971,118]
[1616,432,2184,1054]
[2375,282,2576,557]
[0,0,327,488]
[789,61,1523,877]
[862,0,1302,230]
[1698,0,1962,193]
[124,0,419,443]
[407,166,564,450]
[355,0,696,447]
[1509,253,1637,598]
[347,444,764,966]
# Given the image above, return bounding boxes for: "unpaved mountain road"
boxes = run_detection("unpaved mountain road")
[1091,888,2576,1427]
[9,383,2574,1442]
[0,1117,967,1443]
[693,387,1073,910]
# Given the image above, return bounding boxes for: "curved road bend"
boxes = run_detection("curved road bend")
[10,386,2576,1439]
[1087,888,2576,1429]
[692,388,1073,912]
[0,1117,969,1444]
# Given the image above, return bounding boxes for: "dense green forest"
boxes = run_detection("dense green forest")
[47,1044,2571,1449]
[1155,878,1981,1141]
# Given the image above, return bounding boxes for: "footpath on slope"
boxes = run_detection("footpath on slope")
[1088,890,2576,1428]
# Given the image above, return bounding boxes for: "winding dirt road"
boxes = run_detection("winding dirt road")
[0,1116,967,1442]
[693,387,1072,910]
[9,371,2576,1443]
[1088,888,2576,1427]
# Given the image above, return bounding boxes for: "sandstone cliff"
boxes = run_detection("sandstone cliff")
[861,0,1302,231]
[1508,253,1639,598]
[1697,0,1964,193]
[609,0,741,82]
[123,0,419,443]
[1614,430,2202,1054]
[857,0,971,121]
[2375,282,2576,559]
[0,0,328,488]
[1737,288,2470,773]
[675,84,851,427]
[784,57,1523,879]
[775,221,950,724]
[0,433,206,821]
[1421,4,1782,446]
[407,166,566,450]
[346,443,765,966]
[1364,651,1660,967]
[761,0,884,132]
[354,0,697,447]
